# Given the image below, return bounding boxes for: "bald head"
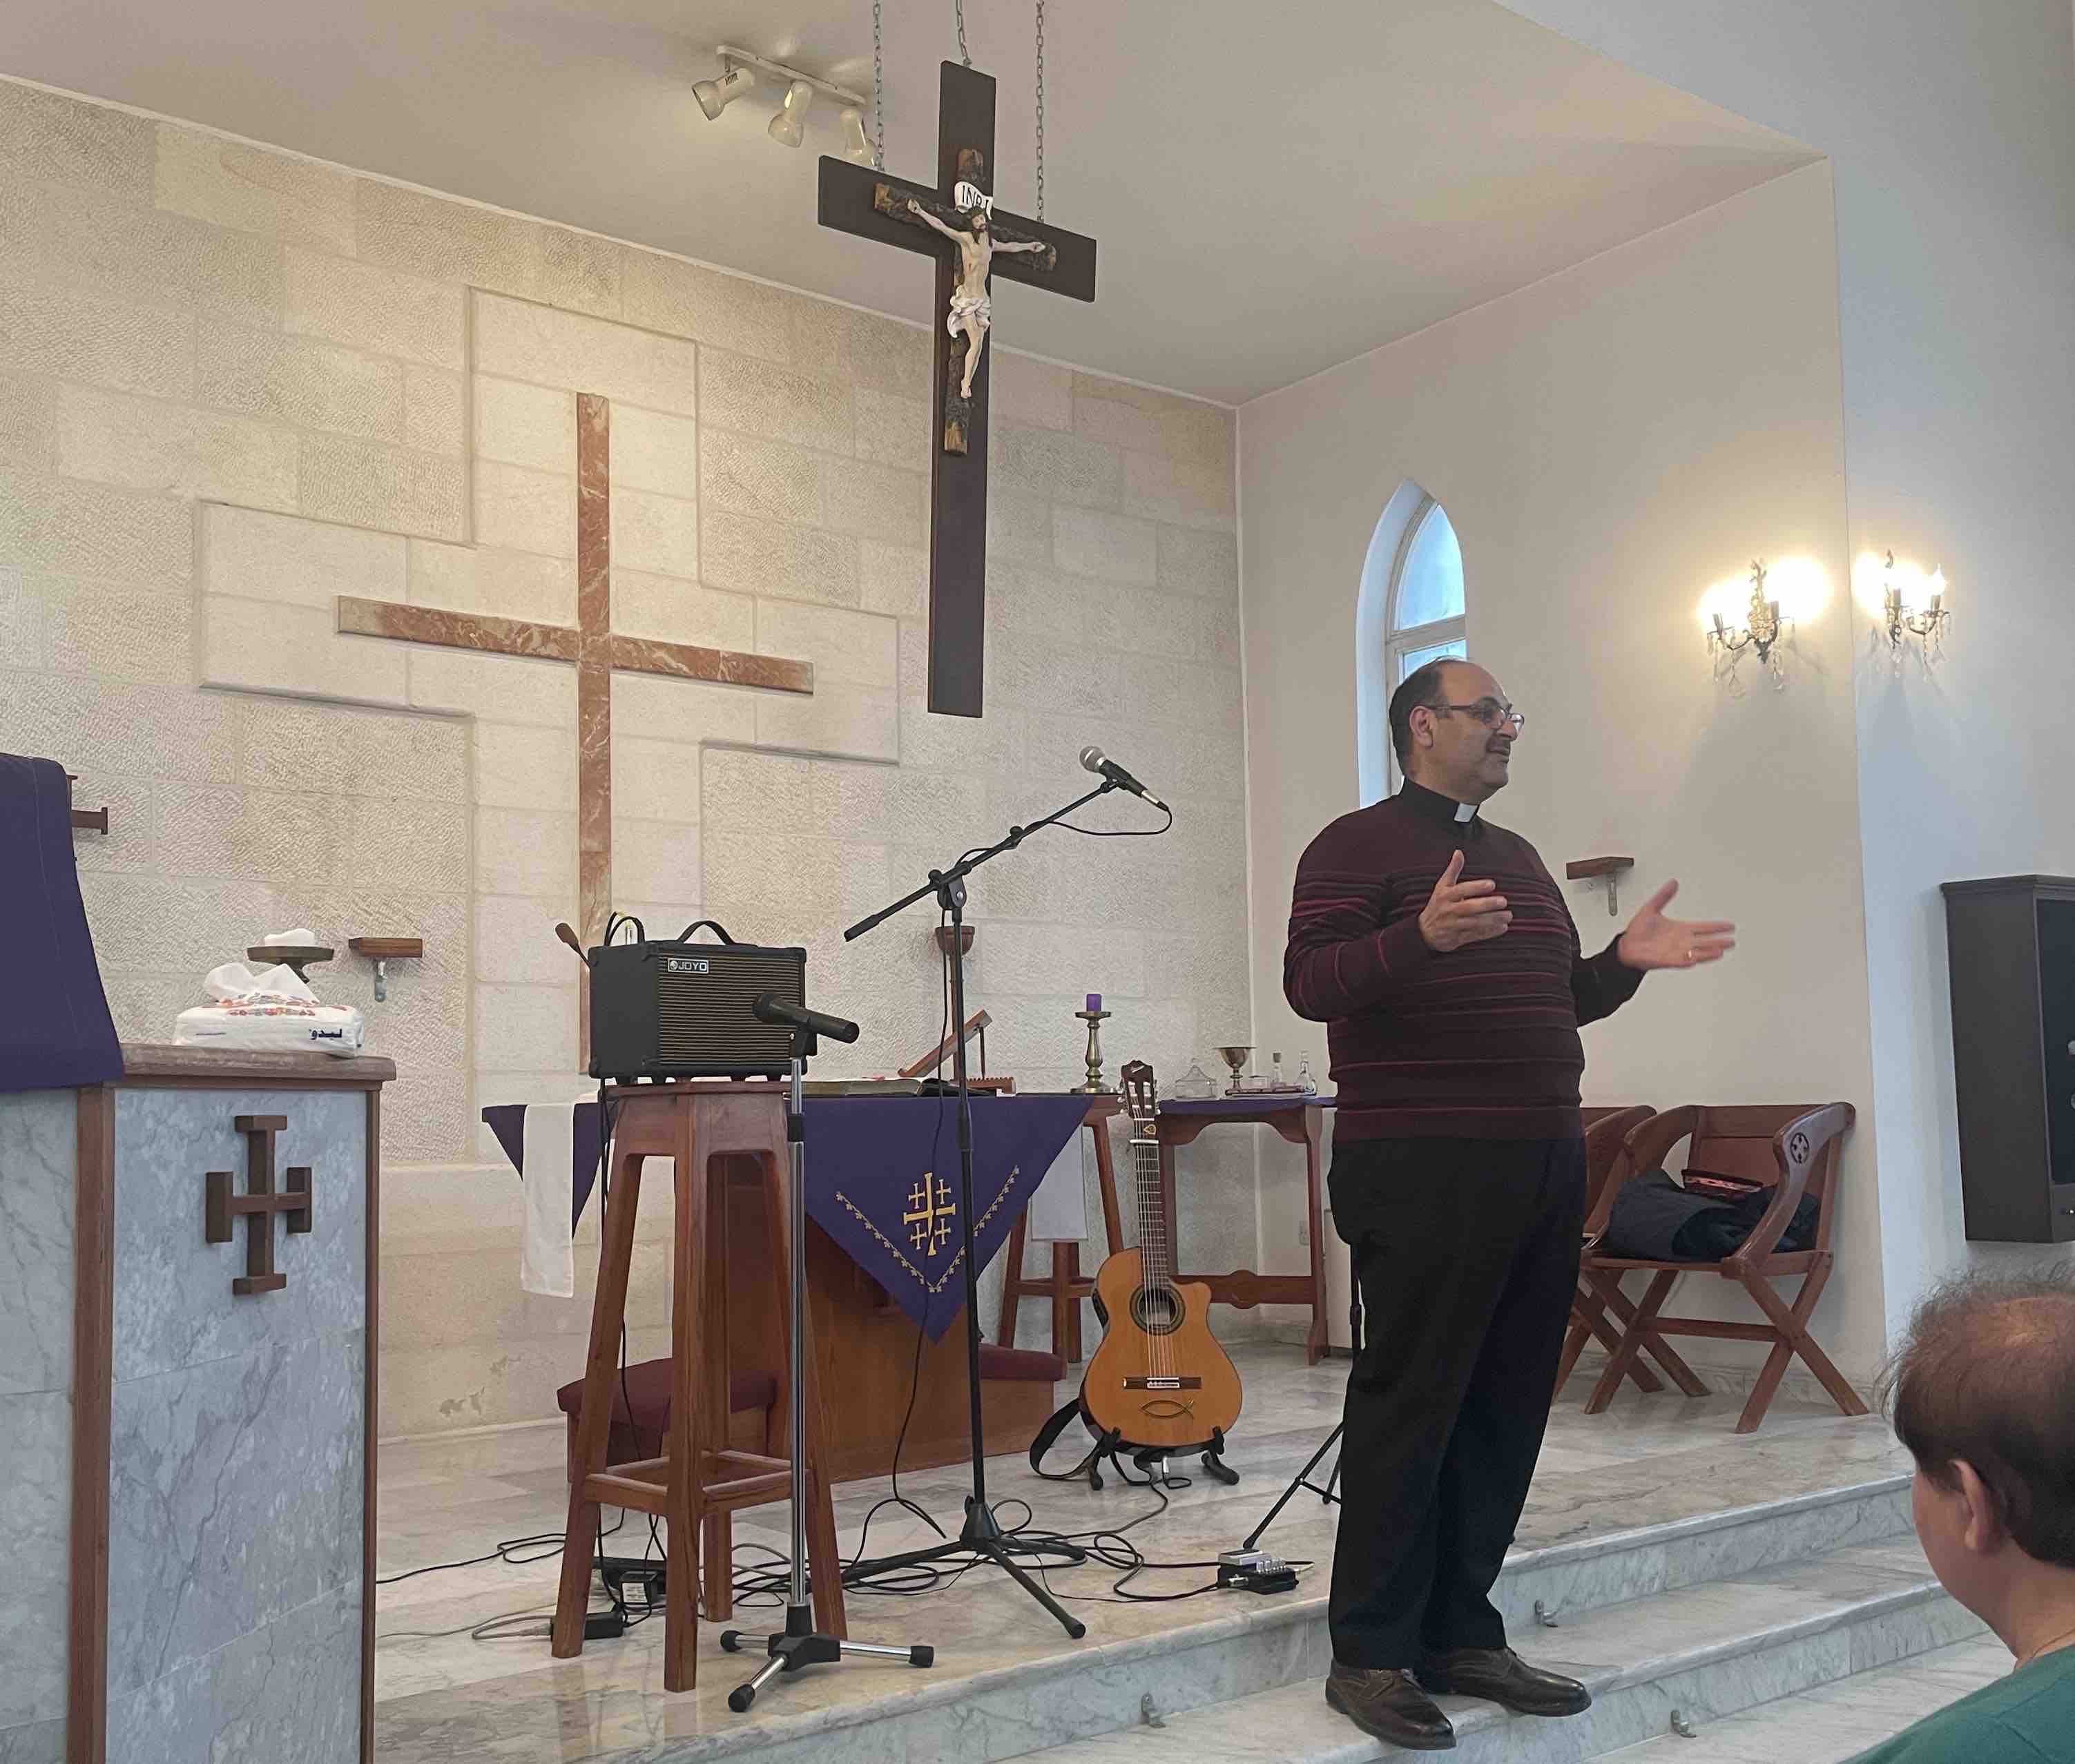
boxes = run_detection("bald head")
[1885,1274,2075,1567]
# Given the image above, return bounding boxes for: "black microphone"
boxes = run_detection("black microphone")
[553,922,594,968]
[1079,745,1170,813]
[753,994,860,1045]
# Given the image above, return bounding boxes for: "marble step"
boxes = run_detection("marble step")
[584,1475,1920,1764]
[1593,1618,2016,1759]
[1490,1470,1911,1634]
[991,1539,1987,1764]
[1599,1634,2011,1761]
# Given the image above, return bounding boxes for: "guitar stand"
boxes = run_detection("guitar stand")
[1083,1426,1239,1492]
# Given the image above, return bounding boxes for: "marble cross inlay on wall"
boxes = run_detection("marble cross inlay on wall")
[204,1114,313,1296]
[336,394,817,962]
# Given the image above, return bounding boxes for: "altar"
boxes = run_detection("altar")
[484,1090,1098,1482]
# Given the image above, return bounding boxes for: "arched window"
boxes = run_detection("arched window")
[1355,485,1469,804]
[1387,498,1466,692]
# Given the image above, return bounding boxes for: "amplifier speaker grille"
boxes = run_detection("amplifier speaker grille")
[656,952,802,1069]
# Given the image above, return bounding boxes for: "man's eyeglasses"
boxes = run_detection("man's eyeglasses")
[1436,698,1526,733]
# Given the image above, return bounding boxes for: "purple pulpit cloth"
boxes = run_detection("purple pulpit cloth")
[484,1092,1091,1341]
[0,754,121,1093]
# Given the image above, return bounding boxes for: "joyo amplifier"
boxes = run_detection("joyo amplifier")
[586,921,809,1082]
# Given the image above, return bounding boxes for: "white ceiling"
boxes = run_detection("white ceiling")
[0,0,1819,404]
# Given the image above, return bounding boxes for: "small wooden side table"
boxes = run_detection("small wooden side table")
[1157,1095,1335,1365]
[993,1096,1125,1361]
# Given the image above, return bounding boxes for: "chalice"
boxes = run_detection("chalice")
[1215,1045,1253,1096]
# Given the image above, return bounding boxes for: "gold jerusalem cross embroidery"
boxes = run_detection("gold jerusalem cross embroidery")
[905,1174,956,1257]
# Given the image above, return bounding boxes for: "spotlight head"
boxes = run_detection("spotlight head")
[693,64,755,121]
[840,106,871,164]
[769,78,813,148]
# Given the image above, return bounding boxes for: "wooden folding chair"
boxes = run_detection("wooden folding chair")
[1576,1103,1862,1434]
[1555,1105,1670,1397]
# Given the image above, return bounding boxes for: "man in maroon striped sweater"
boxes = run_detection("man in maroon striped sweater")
[1288,657,1735,1752]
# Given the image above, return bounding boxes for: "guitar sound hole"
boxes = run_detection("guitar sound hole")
[1130,1286,1184,1336]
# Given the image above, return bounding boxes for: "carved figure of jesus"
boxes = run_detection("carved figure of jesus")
[906,200,1050,398]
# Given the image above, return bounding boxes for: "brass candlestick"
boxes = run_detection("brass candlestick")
[1075,1007,1112,1094]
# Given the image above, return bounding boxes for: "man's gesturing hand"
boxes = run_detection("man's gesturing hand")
[1418,850,1511,953]
[1615,880,1736,971]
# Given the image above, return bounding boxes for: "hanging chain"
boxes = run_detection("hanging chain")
[871,0,886,169]
[954,0,972,67]
[1034,0,1046,220]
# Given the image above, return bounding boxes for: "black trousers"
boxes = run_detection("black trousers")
[1327,1135,1585,1669]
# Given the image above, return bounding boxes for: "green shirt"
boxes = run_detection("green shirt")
[1844,1647,2075,1763]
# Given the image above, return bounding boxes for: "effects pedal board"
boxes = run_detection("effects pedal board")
[1217,1549,1298,1595]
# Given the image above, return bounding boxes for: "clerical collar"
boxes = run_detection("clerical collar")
[1398,778,1483,832]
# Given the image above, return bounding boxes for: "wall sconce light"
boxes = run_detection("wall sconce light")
[1877,550,1951,673]
[692,46,870,155]
[1707,559,1791,692]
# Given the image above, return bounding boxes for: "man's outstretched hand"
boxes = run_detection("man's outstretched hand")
[1616,880,1736,971]
[1418,850,1512,952]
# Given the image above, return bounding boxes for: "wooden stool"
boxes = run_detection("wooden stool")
[551,1081,845,1691]
[994,1097,1123,1361]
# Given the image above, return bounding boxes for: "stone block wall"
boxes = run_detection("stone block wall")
[0,77,1255,1432]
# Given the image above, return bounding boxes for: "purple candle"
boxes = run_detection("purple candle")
[1086,994,1102,1012]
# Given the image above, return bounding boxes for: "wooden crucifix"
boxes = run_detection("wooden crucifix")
[819,61,1097,718]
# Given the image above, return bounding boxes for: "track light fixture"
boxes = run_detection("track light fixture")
[692,64,755,120]
[692,46,869,156]
[769,79,814,148]
[840,106,872,164]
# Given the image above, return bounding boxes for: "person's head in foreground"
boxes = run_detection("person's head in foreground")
[1846,1272,2075,1762]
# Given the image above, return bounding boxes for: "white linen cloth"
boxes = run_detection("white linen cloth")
[1026,1121,1093,1243]
[519,1097,595,1298]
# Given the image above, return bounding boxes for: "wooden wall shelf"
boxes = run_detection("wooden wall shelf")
[1565,855,1635,917]
[247,944,333,979]
[349,937,423,1002]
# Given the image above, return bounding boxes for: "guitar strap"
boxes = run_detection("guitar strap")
[1027,1393,1122,1481]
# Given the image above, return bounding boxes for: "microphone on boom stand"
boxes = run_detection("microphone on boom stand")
[1078,745,1170,813]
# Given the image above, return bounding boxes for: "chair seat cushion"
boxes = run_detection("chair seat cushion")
[556,1360,779,1430]
[977,1343,1065,1383]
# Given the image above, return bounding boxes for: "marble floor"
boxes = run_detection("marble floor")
[371,1344,1911,1762]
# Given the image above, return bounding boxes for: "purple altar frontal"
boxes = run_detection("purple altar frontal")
[485,1092,1092,1339]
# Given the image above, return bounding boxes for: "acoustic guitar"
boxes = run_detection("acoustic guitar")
[1082,1060,1244,1456]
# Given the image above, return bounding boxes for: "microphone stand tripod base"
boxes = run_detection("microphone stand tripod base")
[720,1605,933,1714]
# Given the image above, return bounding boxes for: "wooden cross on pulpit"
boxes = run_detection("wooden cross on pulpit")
[819,61,1097,717]
[205,1114,312,1297]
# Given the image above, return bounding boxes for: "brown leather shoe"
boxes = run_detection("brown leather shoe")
[1324,1662,1457,1750]
[1417,1646,1591,1716]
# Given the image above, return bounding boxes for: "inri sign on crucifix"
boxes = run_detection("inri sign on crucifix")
[819,61,1097,718]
